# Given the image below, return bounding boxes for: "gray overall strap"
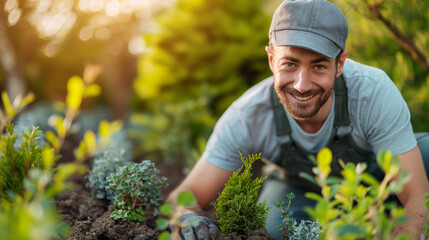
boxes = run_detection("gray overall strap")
[270,74,348,137]
[271,89,291,137]
[333,74,350,127]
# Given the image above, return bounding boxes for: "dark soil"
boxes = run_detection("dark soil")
[54,153,275,240]
[54,161,175,240]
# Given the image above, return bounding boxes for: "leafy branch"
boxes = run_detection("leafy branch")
[344,0,429,72]
[367,1,429,72]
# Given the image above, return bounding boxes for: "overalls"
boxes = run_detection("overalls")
[269,74,382,192]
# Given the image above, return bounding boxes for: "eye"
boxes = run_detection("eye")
[284,62,295,68]
[313,65,326,70]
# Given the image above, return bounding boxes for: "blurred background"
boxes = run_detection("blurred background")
[1,0,428,171]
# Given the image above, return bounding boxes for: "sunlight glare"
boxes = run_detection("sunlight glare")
[128,36,146,55]
[4,0,17,12]
[8,9,21,26]
[91,15,110,28]
[106,1,120,17]
[43,41,59,57]
[35,0,51,12]
[95,27,111,40]
[79,26,94,41]
[79,0,105,12]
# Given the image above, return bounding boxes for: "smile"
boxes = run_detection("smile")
[293,95,315,101]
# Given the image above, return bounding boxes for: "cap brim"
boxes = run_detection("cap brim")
[273,30,341,58]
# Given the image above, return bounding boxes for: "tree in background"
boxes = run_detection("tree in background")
[332,0,429,131]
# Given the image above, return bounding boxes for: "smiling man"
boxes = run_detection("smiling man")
[167,0,429,239]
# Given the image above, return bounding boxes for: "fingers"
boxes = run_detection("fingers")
[207,223,220,239]
[194,221,210,240]
[180,226,197,240]
[176,214,220,240]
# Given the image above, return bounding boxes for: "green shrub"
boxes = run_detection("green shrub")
[290,220,322,240]
[107,161,168,221]
[0,168,70,240]
[301,148,411,240]
[0,65,102,239]
[86,150,131,202]
[0,124,54,201]
[214,151,270,236]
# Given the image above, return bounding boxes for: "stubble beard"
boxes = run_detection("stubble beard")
[275,81,334,121]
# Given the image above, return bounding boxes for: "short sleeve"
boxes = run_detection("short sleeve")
[361,72,417,155]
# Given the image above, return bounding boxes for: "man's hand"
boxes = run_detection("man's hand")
[172,213,220,240]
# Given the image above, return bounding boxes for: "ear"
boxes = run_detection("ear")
[266,46,275,73]
[336,50,348,78]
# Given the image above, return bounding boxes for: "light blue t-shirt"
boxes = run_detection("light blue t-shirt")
[202,59,417,171]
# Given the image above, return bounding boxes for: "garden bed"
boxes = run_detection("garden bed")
[54,161,180,240]
[54,159,275,240]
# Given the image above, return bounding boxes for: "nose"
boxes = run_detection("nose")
[293,70,312,93]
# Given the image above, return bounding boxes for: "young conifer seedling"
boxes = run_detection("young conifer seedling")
[275,193,322,240]
[214,151,270,237]
[275,192,297,238]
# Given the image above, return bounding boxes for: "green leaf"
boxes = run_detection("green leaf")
[19,92,35,109]
[42,147,56,169]
[299,172,317,185]
[1,91,16,117]
[377,150,392,174]
[66,76,85,110]
[160,203,173,216]
[83,130,97,154]
[156,218,170,230]
[305,192,323,202]
[158,232,172,240]
[84,84,101,98]
[177,191,196,207]
[317,148,332,176]
[361,173,380,188]
[335,224,364,237]
[45,130,60,150]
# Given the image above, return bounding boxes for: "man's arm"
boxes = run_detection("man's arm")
[395,145,429,239]
[167,158,233,211]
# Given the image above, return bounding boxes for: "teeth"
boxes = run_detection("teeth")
[294,95,314,101]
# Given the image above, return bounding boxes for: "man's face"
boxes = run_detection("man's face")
[267,46,345,122]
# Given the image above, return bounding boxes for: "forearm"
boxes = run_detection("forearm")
[167,159,232,209]
[395,194,428,239]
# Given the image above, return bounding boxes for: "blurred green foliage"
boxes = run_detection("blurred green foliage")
[132,0,272,167]
[134,0,271,114]
[302,148,410,239]
[0,64,120,239]
[129,97,215,170]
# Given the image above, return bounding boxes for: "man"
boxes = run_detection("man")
[166,0,429,239]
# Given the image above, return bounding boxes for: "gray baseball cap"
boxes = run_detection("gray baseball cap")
[269,0,348,58]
